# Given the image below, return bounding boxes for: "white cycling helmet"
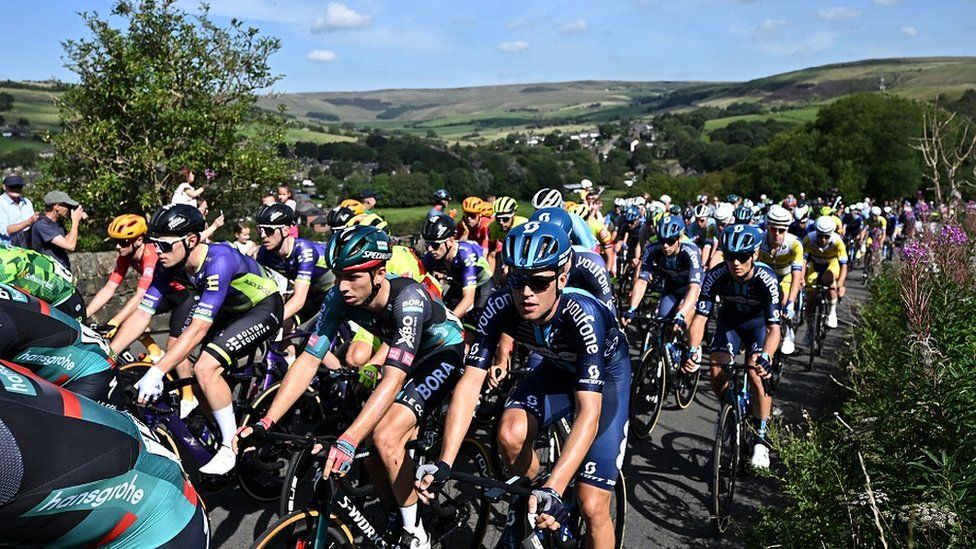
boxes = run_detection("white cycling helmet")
[693,203,711,218]
[648,200,665,215]
[580,178,593,189]
[532,188,564,209]
[815,216,837,235]
[883,206,892,214]
[613,197,624,207]
[766,204,792,227]
[633,196,646,206]
[714,203,735,223]
[659,194,672,205]
[794,205,810,221]
[870,206,882,216]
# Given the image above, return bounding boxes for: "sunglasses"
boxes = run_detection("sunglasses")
[725,251,753,264]
[496,216,513,223]
[425,241,446,250]
[661,237,680,246]
[115,238,136,247]
[151,237,186,253]
[509,272,558,293]
[769,226,788,234]
[258,225,285,237]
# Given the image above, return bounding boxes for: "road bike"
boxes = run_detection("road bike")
[629,315,699,440]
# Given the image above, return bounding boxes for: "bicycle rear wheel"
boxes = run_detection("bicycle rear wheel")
[629,348,667,440]
[711,403,739,535]
[806,298,819,372]
[674,359,700,410]
[252,509,354,549]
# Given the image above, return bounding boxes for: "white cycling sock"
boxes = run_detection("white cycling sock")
[400,503,427,539]
[212,405,237,447]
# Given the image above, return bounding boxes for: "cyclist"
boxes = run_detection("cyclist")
[0,282,120,406]
[428,188,452,218]
[865,206,887,266]
[340,198,366,216]
[758,205,804,355]
[458,196,490,250]
[0,242,85,321]
[687,204,715,250]
[623,215,703,331]
[789,205,811,240]
[326,205,355,230]
[613,206,644,273]
[732,204,755,226]
[0,364,209,548]
[486,196,527,278]
[111,204,283,475]
[533,188,599,250]
[703,202,735,268]
[802,216,848,330]
[570,202,617,276]
[683,224,781,469]
[421,215,494,328]
[235,225,465,548]
[416,221,630,548]
[255,203,334,333]
[842,204,866,266]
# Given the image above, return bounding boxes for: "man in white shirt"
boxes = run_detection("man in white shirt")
[0,174,39,245]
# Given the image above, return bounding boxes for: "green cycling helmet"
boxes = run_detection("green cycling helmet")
[325,225,393,272]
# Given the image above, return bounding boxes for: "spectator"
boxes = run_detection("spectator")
[170,167,205,207]
[197,199,224,242]
[261,189,276,206]
[277,184,297,211]
[360,189,378,215]
[231,222,257,257]
[31,191,86,270]
[0,174,39,245]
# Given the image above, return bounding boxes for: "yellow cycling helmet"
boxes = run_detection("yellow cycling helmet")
[568,203,589,218]
[819,206,833,217]
[462,196,484,214]
[339,199,365,216]
[493,196,518,216]
[564,200,577,211]
[479,202,494,217]
[347,213,388,231]
[107,214,148,240]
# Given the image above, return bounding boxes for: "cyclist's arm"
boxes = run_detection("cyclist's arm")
[284,279,311,321]
[687,311,708,349]
[86,279,120,318]
[343,365,408,443]
[545,390,601,495]
[760,271,782,356]
[110,308,153,354]
[689,271,718,349]
[452,286,476,319]
[627,248,654,311]
[109,286,149,327]
[679,283,701,321]
[154,317,212,374]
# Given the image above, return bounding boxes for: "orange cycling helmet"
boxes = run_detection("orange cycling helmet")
[462,196,484,214]
[108,214,148,240]
[339,199,365,216]
[479,202,494,217]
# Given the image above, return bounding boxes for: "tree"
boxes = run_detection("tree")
[0,92,13,111]
[44,0,291,217]
[913,107,976,210]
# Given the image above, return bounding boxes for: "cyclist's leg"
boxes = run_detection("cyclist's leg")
[53,289,86,322]
[156,497,210,549]
[740,318,772,423]
[63,368,121,408]
[708,318,739,398]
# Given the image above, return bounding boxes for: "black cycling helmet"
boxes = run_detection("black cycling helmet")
[433,189,451,202]
[324,225,393,273]
[149,204,206,237]
[255,203,297,226]
[422,215,456,243]
[326,206,354,228]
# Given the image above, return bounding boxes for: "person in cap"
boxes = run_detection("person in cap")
[0,174,38,245]
[360,188,379,214]
[31,190,87,270]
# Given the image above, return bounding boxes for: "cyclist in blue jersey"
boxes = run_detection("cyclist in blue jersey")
[0,364,208,548]
[255,203,334,332]
[623,215,703,330]
[531,188,599,250]
[416,221,630,548]
[0,282,120,406]
[687,204,716,250]
[684,224,781,470]
[236,225,464,548]
[421,214,494,329]
[111,204,283,475]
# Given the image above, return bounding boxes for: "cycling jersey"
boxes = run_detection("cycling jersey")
[487,216,528,252]
[843,214,864,238]
[867,216,887,234]
[637,240,704,294]
[697,263,781,357]
[423,241,490,290]
[569,212,599,250]
[0,243,85,319]
[885,214,898,237]
[687,218,716,249]
[586,216,614,248]
[802,232,849,267]
[614,219,644,259]
[109,244,185,293]
[457,217,491,250]
[387,245,425,282]
[467,288,630,490]
[569,245,615,313]
[758,233,804,278]
[256,237,333,294]
[0,364,208,548]
[0,282,118,405]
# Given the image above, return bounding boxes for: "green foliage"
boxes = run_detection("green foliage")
[43,0,291,223]
[0,92,13,111]
[0,147,39,169]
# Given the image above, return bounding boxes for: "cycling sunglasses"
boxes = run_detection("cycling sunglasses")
[509,272,558,293]
[114,238,136,247]
[258,225,285,237]
[425,240,447,250]
[725,251,753,263]
[150,237,186,253]
[769,226,788,234]
[661,237,680,246]
[496,215,514,223]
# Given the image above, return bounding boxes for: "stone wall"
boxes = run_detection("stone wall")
[72,251,170,331]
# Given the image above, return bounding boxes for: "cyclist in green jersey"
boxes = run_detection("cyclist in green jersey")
[0,242,85,320]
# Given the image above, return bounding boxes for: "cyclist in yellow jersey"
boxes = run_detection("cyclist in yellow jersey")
[486,196,526,279]
[759,205,804,355]
[802,216,848,330]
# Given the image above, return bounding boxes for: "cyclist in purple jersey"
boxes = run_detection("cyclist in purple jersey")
[421,215,494,328]
[111,204,283,475]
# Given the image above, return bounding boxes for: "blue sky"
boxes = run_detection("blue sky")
[1,0,973,92]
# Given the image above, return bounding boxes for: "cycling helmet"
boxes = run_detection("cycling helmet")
[433,189,451,202]
[815,216,837,235]
[783,196,797,208]
[529,207,574,237]
[580,178,593,189]
[647,200,664,214]
[532,188,564,209]
[633,196,646,207]
[347,213,388,231]
[741,198,754,209]
[693,204,711,218]
[326,206,354,228]
[720,224,762,254]
[568,203,589,218]
[726,194,741,204]
[149,204,206,236]
[819,206,833,217]
[870,206,882,216]
[696,194,708,203]
[659,194,672,205]
[657,215,685,241]
[733,205,754,225]
[340,199,365,216]
[462,196,484,214]
[503,221,572,271]
[623,206,641,223]
[480,202,494,217]
[325,226,393,273]
[108,214,148,240]
[794,205,811,221]
[255,203,297,226]
[668,204,682,215]
[493,196,518,216]
[714,203,735,224]
[883,206,892,214]
[765,205,792,227]
[422,215,457,243]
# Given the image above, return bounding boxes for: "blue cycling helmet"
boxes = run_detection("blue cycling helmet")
[720,224,762,254]
[733,205,754,225]
[657,215,685,240]
[726,194,740,204]
[529,207,573,237]
[503,221,572,271]
[623,206,641,222]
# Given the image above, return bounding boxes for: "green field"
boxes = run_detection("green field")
[0,86,62,130]
[0,137,50,153]
[703,106,821,132]
[284,128,357,144]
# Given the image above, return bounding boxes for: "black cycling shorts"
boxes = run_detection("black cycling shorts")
[394,343,464,420]
[64,367,123,409]
[202,295,284,369]
[164,289,200,338]
[53,290,85,322]
[282,290,327,335]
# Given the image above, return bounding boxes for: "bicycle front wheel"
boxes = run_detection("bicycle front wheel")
[711,403,739,535]
[251,509,354,549]
[629,349,667,440]
[674,365,700,409]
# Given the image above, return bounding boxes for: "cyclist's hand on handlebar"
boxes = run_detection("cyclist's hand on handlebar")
[488,362,508,389]
[754,352,773,380]
[324,434,358,477]
[683,346,702,374]
[838,285,847,299]
[528,487,569,531]
[621,307,636,327]
[414,460,451,503]
[232,417,274,455]
[135,367,166,404]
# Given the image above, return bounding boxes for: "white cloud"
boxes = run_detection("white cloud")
[498,40,530,53]
[561,19,587,33]
[753,18,787,40]
[307,49,338,62]
[873,0,899,5]
[312,2,371,32]
[818,7,862,20]
[901,26,918,37]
